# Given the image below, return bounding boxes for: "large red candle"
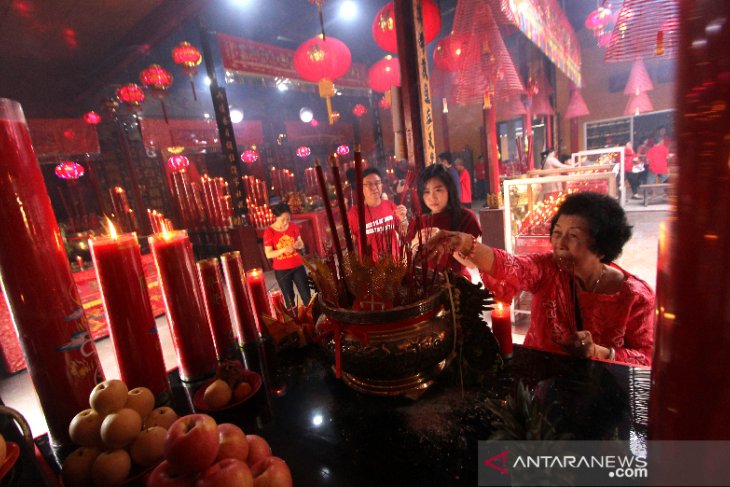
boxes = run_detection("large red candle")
[354,145,368,257]
[89,230,170,403]
[220,251,259,346]
[196,258,238,361]
[149,230,216,381]
[490,302,513,359]
[0,98,104,447]
[269,289,286,318]
[246,268,272,334]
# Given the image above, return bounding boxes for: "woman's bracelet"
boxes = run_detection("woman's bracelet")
[457,234,477,260]
[608,347,615,361]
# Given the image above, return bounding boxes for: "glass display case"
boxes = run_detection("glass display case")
[502,171,617,318]
[570,146,626,205]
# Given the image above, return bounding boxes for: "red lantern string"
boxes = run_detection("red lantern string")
[140,64,173,124]
[433,34,467,72]
[172,41,202,101]
[54,161,85,180]
[167,154,190,172]
[241,149,259,164]
[83,111,101,125]
[372,0,441,53]
[116,84,145,111]
[352,104,367,117]
[367,56,401,93]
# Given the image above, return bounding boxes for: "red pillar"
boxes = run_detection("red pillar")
[483,103,500,194]
[649,0,730,445]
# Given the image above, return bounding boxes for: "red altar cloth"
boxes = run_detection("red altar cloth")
[0,254,165,375]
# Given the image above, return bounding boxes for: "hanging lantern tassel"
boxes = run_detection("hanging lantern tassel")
[159,99,170,125]
[319,79,336,124]
[188,75,197,101]
[656,30,665,56]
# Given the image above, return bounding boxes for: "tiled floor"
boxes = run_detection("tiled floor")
[0,200,669,440]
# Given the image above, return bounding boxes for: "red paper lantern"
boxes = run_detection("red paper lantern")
[336,145,350,156]
[54,161,85,180]
[167,154,190,172]
[83,111,101,125]
[296,146,311,158]
[585,6,612,36]
[293,36,352,83]
[372,0,441,53]
[353,104,367,117]
[367,56,401,93]
[116,83,145,107]
[172,42,202,75]
[433,34,467,72]
[241,150,259,164]
[140,64,173,97]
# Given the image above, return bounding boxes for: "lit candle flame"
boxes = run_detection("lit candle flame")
[106,218,118,239]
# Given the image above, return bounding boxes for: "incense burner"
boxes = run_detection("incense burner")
[315,288,455,399]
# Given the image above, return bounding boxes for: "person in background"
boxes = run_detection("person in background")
[438,151,462,201]
[347,167,408,261]
[646,137,670,184]
[408,164,481,278]
[473,155,488,201]
[454,158,472,209]
[263,203,312,309]
[624,140,645,200]
[424,192,654,366]
[540,148,575,195]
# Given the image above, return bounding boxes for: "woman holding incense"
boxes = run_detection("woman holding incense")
[263,203,312,308]
[408,164,481,277]
[423,192,655,366]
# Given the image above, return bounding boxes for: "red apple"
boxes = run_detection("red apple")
[216,423,249,463]
[195,458,253,487]
[251,457,293,487]
[164,414,220,475]
[147,460,197,487]
[245,435,271,468]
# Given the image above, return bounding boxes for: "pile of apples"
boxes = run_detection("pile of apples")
[147,413,292,487]
[62,379,179,486]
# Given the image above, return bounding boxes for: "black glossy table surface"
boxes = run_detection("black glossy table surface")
[189,344,649,487]
[36,344,650,487]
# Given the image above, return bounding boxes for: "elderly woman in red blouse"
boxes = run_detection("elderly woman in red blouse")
[425,192,655,366]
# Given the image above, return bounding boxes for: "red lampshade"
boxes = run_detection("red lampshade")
[83,111,101,125]
[624,59,654,95]
[530,92,554,116]
[54,161,85,180]
[140,64,174,95]
[241,150,259,164]
[565,89,590,119]
[167,154,190,172]
[296,146,311,158]
[172,41,202,73]
[433,34,467,72]
[372,0,441,53]
[367,56,401,93]
[624,91,654,116]
[116,83,145,106]
[336,145,350,156]
[353,104,367,117]
[293,36,352,83]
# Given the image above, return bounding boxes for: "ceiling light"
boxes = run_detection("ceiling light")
[299,107,314,123]
[339,0,357,20]
[230,109,244,123]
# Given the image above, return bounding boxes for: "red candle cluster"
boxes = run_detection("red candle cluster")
[303,167,318,195]
[242,175,268,206]
[147,209,169,234]
[170,171,234,231]
[149,230,217,381]
[270,167,296,196]
[110,186,138,232]
[518,193,566,235]
[249,203,275,228]
[89,228,170,402]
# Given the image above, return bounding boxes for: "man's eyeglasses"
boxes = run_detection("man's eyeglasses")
[364,181,382,188]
